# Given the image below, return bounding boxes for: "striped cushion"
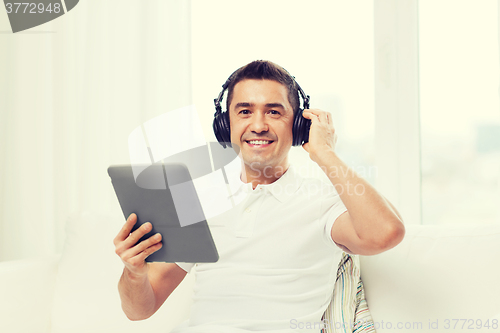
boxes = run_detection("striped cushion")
[321,253,376,333]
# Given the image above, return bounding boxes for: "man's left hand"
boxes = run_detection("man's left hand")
[301,109,337,163]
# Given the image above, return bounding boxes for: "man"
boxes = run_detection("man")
[114,60,405,332]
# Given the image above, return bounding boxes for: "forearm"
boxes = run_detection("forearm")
[315,150,404,242]
[118,267,157,321]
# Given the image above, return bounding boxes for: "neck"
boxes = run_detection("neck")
[240,162,290,190]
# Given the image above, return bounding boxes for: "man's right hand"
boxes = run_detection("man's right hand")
[113,213,163,277]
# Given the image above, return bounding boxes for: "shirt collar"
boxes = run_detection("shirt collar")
[225,163,303,203]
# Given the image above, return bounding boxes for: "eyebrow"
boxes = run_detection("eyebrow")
[234,102,286,109]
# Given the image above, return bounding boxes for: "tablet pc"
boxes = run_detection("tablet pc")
[108,163,219,263]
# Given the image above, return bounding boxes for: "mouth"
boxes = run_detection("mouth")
[245,140,274,148]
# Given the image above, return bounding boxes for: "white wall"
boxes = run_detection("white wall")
[0,0,192,261]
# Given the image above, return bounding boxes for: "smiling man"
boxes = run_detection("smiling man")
[115,60,405,332]
[231,78,294,187]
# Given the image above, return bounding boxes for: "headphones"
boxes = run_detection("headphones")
[212,70,312,148]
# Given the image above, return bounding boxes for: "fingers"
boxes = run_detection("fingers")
[121,232,162,262]
[301,109,315,121]
[302,109,331,124]
[122,221,153,249]
[123,241,163,277]
[113,213,137,245]
[136,240,163,262]
[113,213,160,256]
[116,223,156,256]
[113,213,165,276]
[114,213,154,249]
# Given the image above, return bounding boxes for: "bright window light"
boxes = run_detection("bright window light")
[419,0,500,225]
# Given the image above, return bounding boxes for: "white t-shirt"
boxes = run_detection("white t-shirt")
[172,164,348,333]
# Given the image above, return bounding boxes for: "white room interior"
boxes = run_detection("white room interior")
[0,1,499,332]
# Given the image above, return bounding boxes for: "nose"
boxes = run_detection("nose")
[249,112,268,133]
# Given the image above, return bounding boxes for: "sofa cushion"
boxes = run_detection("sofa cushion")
[50,209,194,333]
[360,223,500,333]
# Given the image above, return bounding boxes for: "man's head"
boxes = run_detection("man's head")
[226,60,300,116]
[227,64,297,178]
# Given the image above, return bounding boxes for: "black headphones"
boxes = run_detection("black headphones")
[212,70,312,148]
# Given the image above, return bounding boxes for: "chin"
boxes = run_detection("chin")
[243,159,273,170]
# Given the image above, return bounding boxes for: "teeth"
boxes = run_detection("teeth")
[248,140,271,145]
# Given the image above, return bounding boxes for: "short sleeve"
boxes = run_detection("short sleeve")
[175,262,195,273]
[319,187,348,249]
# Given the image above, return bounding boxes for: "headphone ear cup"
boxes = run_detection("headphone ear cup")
[292,109,311,146]
[292,110,300,146]
[221,111,231,147]
[213,111,232,148]
[213,113,224,147]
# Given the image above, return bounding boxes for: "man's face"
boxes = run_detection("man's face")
[229,79,294,173]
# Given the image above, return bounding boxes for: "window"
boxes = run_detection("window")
[419,0,500,225]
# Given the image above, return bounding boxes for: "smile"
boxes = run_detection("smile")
[246,140,274,147]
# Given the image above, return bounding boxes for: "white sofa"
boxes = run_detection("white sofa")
[1,210,499,333]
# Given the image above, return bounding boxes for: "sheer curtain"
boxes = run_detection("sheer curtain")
[0,0,192,261]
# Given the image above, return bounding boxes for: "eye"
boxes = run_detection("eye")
[239,109,250,115]
[269,110,280,115]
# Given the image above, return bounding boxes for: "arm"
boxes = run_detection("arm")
[118,262,187,320]
[302,109,405,255]
[320,151,404,255]
[114,213,187,320]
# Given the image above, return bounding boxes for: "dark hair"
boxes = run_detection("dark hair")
[225,60,300,115]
